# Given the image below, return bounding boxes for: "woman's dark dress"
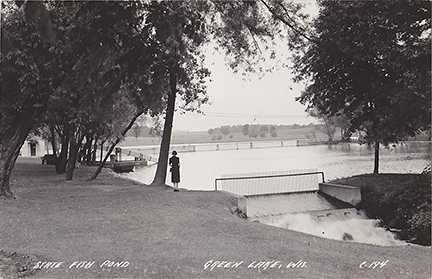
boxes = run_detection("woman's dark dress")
[169,156,180,183]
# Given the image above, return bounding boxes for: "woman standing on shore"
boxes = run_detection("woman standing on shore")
[169,151,180,192]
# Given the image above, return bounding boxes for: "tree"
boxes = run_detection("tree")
[211,0,311,76]
[57,1,151,179]
[1,1,58,198]
[1,0,319,195]
[147,1,211,186]
[1,1,171,194]
[132,125,141,140]
[307,108,340,143]
[294,0,431,173]
[208,128,215,137]
[46,1,167,180]
[270,126,278,138]
[249,129,259,139]
[220,126,231,138]
[260,125,269,138]
[149,0,310,182]
[242,124,250,136]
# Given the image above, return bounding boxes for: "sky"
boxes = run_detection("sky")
[173,1,319,132]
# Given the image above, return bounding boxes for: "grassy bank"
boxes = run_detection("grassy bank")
[0,158,430,279]
[332,173,431,246]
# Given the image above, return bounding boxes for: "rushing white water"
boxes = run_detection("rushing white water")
[245,192,406,246]
[259,212,405,246]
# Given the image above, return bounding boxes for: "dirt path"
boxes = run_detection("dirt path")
[0,158,430,278]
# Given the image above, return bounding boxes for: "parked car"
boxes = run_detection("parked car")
[41,154,56,165]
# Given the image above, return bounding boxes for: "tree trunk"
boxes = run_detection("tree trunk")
[0,110,43,198]
[373,141,380,174]
[100,142,104,164]
[1,145,23,198]
[66,130,85,181]
[57,140,69,174]
[151,70,177,186]
[50,125,58,156]
[89,110,144,180]
[66,140,78,181]
[56,124,70,174]
[82,135,93,165]
[91,136,98,165]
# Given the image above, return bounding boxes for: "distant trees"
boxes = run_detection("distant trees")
[207,124,280,140]
[270,126,278,138]
[208,129,223,141]
[249,129,260,139]
[307,109,350,143]
[260,125,269,138]
[294,0,431,173]
[220,126,231,137]
[132,125,141,141]
[242,125,250,136]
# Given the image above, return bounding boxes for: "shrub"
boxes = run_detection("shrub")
[333,173,431,246]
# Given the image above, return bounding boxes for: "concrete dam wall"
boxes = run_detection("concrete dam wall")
[216,171,404,246]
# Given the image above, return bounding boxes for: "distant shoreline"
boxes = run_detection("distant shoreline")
[120,135,430,149]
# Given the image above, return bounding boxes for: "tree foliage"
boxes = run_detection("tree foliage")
[144,1,213,186]
[141,0,310,185]
[293,0,431,172]
[1,1,207,193]
[1,0,316,195]
[269,126,278,138]
[212,0,311,75]
[242,124,250,136]
[1,1,59,197]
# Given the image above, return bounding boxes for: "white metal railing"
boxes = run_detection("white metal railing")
[215,170,324,196]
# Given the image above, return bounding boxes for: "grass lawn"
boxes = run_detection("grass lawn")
[0,158,430,279]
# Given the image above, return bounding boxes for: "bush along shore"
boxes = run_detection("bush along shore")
[332,170,431,246]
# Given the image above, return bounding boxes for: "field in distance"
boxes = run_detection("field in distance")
[121,124,332,147]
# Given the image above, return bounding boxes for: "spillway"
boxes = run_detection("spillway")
[215,171,405,246]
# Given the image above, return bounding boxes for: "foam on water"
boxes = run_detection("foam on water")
[246,193,406,246]
[259,212,406,246]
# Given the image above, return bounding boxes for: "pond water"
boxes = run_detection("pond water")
[119,140,430,191]
[118,140,430,246]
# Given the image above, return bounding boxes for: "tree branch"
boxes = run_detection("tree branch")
[247,26,263,55]
[260,0,311,41]
[88,109,145,180]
